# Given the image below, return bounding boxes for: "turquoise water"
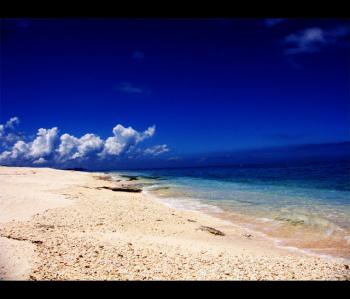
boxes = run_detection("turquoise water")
[110,160,350,259]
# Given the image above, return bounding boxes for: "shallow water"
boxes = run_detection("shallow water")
[109,160,350,260]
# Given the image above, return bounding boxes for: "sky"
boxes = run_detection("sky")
[0,18,349,169]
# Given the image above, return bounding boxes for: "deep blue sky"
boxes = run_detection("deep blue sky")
[1,18,349,157]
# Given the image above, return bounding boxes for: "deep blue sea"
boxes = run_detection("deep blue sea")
[110,160,350,259]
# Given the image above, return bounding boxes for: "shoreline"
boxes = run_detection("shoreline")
[142,185,350,265]
[1,166,349,280]
[128,172,350,262]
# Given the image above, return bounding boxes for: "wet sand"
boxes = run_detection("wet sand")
[0,166,349,280]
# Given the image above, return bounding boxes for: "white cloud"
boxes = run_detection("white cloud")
[1,140,30,161]
[103,136,124,156]
[0,117,166,168]
[0,127,58,164]
[102,124,155,156]
[2,132,21,145]
[57,133,80,160]
[284,25,349,55]
[56,133,103,161]
[0,150,11,161]
[144,144,170,156]
[0,116,21,147]
[142,125,156,140]
[5,117,20,129]
[76,134,103,158]
[33,157,47,164]
[30,127,59,159]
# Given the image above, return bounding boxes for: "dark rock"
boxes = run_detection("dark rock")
[187,219,196,223]
[97,186,142,193]
[128,177,138,181]
[198,226,225,236]
[345,264,349,270]
[66,168,87,171]
[120,175,139,181]
[32,240,43,245]
[119,174,166,181]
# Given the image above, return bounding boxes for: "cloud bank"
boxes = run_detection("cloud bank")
[0,117,169,169]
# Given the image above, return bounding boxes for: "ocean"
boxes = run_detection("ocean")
[109,160,350,260]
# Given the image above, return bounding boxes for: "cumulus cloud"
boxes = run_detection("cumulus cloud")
[0,127,58,164]
[284,25,349,55]
[0,150,11,161]
[56,133,103,161]
[0,117,168,168]
[2,141,28,160]
[144,144,170,156]
[0,116,21,148]
[30,127,59,159]
[57,133,80,160]
[102,124,155,157]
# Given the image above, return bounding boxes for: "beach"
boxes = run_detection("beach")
[0,166,349,280]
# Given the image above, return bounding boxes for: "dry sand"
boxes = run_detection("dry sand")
[0,166,349,280]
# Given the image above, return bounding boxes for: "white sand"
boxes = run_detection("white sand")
[0,167,88,223]
[0,166,349,280]
[0,237,37,280]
